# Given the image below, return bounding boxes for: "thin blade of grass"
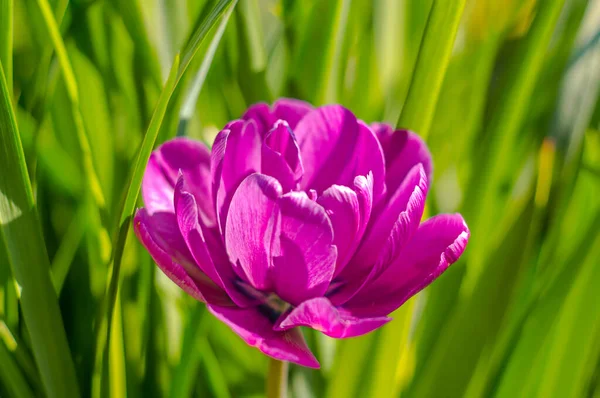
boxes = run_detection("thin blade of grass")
[94,2,237,392]
[395,0,467,139]
[463,0,567,287]
[0,0,12,95]
[0,338,33,398]
[0,61,80,398]
[35,0,106,209]
[179,2,236,131]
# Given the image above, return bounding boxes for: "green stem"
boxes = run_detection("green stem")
[266,358,288,398]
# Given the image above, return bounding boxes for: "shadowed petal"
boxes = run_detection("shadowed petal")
[345,214,469,317]
[211,120,262,231]
[133,209,232,306]
[225,174,282,291]
[296,106,385,201]
[275,297,390,338]
[372,124,432,195]
[142,138,213,222]
[271,192,337,306]
[208,305,320,368]
[261,120,304,191]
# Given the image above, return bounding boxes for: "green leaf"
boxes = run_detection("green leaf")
[35,0,107,209]
[0,337,33,398]
[0,61,80,398]
[0,0,12,95]
[395,0,467,139]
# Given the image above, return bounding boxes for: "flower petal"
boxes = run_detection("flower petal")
[211,120,262,231]
[243,98,313,134]
[317,173,373,276]
[275,297,390,338]
[261,120,304,191]
[345,214,469,317]
[174,175,255,307]
[208,305,320,368]
[225,174,282,291]
[142,138,213,220]
[330,165,428,305]
[272,98,313,129]
[133,209,231,306]
[295,106,385,201]
[271,192,337,306]
[372,124,432,195]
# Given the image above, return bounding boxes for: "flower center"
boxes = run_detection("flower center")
[235,279,291,322]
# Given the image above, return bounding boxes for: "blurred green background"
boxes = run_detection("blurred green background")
[1,0,599,397]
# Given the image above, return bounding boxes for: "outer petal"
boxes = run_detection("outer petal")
[142,138,213,223]
[271,192,337,306]
[133,209,231,306]
[295,106,385,201]
[317,173,373,276]
[372,124,432,195]
[208,305,320,368]
[345,214,469,317]
[330,165,428,305]
[261,121,304,191]
[175,175,256,307]
[275,297,390,338]
[225,174,282,291]
[211,120,262,231]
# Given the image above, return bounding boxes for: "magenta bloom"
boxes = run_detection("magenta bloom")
[134,99,469,368]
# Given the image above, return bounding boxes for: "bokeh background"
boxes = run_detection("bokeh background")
[1,0,600,397]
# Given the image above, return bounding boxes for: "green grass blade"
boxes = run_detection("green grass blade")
[35,0,106,209]
[92,54,180,398]
[180,2,235,126]
[395,0,467,139]
[0,338,33,398]
[94,3,237,391]
[0,0,12,95]
[0,61,80,398]
[317,0,351,105]
[463,0,567,279]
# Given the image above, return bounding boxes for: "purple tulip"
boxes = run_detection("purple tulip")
[134,99,469,368]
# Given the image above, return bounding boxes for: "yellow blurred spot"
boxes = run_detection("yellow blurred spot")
[395,341,416,391]
[535,138,556,208]
[0,321,17,351]
[466,0,537,41]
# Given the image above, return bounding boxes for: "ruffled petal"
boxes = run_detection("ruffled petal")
[133,209,231,306]
[225,174,282,291]
[275,297,390,338]
[142,138,213,223]
[317,173,373,276]
[295,106,385,201]
[208,305,319,368]
[372,124,432,195]
[330,165,428,305]
[211,120,262,231]
[261,120,304,191]
[345,214,469,317]
[174,175,254,307]
[271,192,337,306]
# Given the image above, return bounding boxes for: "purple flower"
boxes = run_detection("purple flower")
[134,99,469,368]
